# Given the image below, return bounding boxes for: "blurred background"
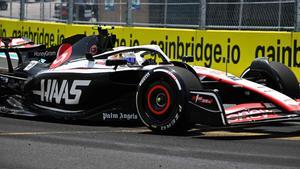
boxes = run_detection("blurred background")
[0,0,298,31]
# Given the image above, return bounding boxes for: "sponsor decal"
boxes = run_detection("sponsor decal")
[189,91,222,114]
[1,19,300,80]
[160,113,179,131]
[153,69,182,90]
[191,94,214,104]
[103,112,119,120]
[102,112,138,121]
[33,51,56,58]
[32,79,91,105]
[138,72,150,87]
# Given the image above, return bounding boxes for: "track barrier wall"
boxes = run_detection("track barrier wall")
[0,18,299,80]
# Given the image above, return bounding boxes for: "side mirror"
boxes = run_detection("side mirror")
[182,56,194,63]
[106,59,127,70]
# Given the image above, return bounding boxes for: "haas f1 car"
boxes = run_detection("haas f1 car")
[0,26,299,134]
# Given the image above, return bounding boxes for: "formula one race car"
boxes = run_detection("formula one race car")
[0,26,299,134]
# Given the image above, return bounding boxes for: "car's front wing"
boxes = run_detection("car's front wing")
[187,90,300,127]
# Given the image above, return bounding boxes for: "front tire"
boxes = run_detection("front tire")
[241,58,300,98]
[136,66,202,134]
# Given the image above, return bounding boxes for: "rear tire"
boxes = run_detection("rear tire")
[136,66,202,134]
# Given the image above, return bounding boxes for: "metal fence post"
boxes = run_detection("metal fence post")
[127,0,133,26]
[238,0,244,30]
[199,0,206,29]
[40,0,45,21]
[20,0,25,20]
[50,2,52,21]
[9,0,12,18]
[295,0,300,31]
[68,0,74,23]
[278,0,282,30]
[164,0,168,26]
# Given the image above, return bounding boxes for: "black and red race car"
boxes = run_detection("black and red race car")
[0,26,299,134]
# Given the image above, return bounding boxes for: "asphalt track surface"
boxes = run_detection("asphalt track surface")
[0,115,299,169]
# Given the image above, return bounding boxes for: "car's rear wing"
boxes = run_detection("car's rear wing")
[187,90,300,127]
[0,37,46,72]
[0,37,45,49]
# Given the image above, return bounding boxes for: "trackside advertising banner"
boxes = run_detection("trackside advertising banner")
[0,18,299,80]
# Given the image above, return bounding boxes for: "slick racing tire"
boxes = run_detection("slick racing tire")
[241,58,300,98]
[136,66,202,134]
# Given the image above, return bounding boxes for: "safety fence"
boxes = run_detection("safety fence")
[0,0,297,31]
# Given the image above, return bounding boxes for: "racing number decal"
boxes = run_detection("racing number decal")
[50,43,72,69]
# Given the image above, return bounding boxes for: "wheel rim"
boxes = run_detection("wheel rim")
[147,84,171,116]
